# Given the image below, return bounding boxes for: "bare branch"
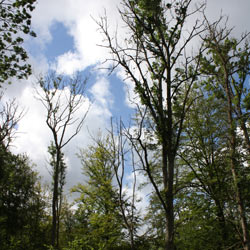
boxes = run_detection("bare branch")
[0,94,25,149]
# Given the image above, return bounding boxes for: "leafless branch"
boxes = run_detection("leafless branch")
[0,94,25,148]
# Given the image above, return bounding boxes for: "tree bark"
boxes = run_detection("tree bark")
[165,155,175,250]
[224,73,250,250]
[51,158,59,249]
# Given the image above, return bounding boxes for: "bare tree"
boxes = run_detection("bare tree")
[36,72,89,249]
[0,93,24,149]
[108,119,138,250]
[89,120,139,249]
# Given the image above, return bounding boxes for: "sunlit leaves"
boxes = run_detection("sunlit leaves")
[0,0,36,83]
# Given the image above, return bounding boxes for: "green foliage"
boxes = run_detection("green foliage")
[0,2,250,249]
[48,141,66,196]
[175,192,238,250]
[143,87,246,249]
[175,87,246,249]
[0,145,50,250]
[143,192,166,249]
[201,33,250,114]
[200,27,250,247]
[69,137,126,249]
[0,0,36,83]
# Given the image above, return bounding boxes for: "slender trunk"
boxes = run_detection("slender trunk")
[214,198,228,248]
[52,164,59,248]
[129,232,135,250]
[163,62,175,250]
[162,129,174,250]
[52,150,61,249]
[164,154,175,250]
[57,193,62,249]
[224,74,250,250]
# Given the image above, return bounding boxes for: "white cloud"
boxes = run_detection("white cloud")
[30,0,122,75]
[125,171,153,214]
[90,76,113,107]
[6,83,51,179]
[52,52,82,76]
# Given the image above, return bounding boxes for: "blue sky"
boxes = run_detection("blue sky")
[3,0,250,205]
[41,21,133,122]
[45,22,74,62]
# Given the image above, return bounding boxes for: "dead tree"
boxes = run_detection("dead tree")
[36,72,89,249]
[90,120,139,249]
[0,94,24,149]
[109,120,138,250]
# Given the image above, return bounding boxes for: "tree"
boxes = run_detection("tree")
[97,0,205,248]
[0,93,24,149]
[47,142,67,248]
[108,120,143,250]
[0,145,50,250]
[176,89,240,249]
[0,88,51,250]
[0,0,37,83]
[36,72,89,249]
[71,136,126,250]
[200,18,250,249]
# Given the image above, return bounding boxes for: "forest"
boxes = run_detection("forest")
[1,0,250,250]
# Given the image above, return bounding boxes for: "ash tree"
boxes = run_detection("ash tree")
[97,0,206,249]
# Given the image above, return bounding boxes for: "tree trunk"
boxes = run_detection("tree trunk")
[51,151,60,249]
[214,198,228,248]
[162,141,175,250]
[165,157,174,250]
[224,74,250,250]
[51,167,59,248]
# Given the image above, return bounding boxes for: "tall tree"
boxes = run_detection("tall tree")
[0,0,37,83]
[200,18,250,249]
[36,73,88,249]
[97,0,205,248]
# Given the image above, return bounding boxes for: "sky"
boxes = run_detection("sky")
[2,0,250,206]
